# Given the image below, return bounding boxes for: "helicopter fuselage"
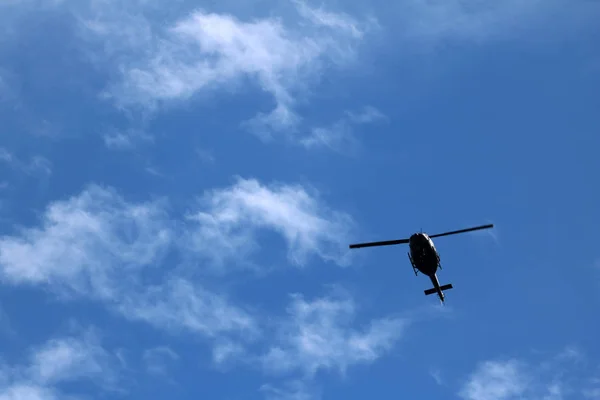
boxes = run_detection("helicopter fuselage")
[408,233,448,302]
[408,233,440,276]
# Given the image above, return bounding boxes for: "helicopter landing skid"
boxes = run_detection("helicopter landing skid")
[408,252,418,276]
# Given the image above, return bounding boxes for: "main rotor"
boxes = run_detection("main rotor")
[348,223,494,249]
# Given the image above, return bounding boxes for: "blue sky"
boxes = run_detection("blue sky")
[0,0,599,399]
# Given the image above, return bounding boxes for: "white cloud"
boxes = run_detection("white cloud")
[0,306,16,338]
[0,74,6,99]
[195,148,216,164]
[0,179,358,363]
[0,183,262,349]
[0,385,56,400]
[212,340,246,366]
[0,149,51,177]
[17,0,588,154]
[345,106,387,124]
[78,1,375,139]
[184,177,355,269]
[28,332,119,386]
[392,0,600,46]
[142,346,179,376]
[261,380,318,400]
[103,128,154,150]
[459,360,528,400]
[460,348,600,400]
[0,184,172,299]
[25,156,52,176]
[261,290,407,377]
[300,106,386,152]
[583,380,600,399]
[118,278,259,339]
[257,289,406,399]
[0,331,121,399]
[0,148,12,163]
[0,180,407,398]
[292,0,367,39]
[430,368,443,385]
[395,0,535,42]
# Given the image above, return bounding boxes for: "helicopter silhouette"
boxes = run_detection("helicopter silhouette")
[348,223,494,304]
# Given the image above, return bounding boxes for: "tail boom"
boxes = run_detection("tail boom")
[424,274,453,303]
[424,283,453,296]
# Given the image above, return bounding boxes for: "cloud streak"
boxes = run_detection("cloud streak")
[0,184,255,354]
[0,148,52,177]
[6,0,588,155]
[390,0,599,45]
[185,177,355,269]
[261,290,407,378]
[0,178,357,358]
[460,359,528,400]
[142,346,179,377]
[0,330,122,399]
[261,380,319,400]
[300,106,387,152]
[0,180,406,399]
[459,347,598,400]
[0,184,172,299]
[118,278,260,339]
[77,0,376,140]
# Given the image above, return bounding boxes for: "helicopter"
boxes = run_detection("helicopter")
[348,223,494,304]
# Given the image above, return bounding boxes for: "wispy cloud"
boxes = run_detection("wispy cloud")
[118,278,260,339]
[0,330,122,399]
[142,346,179,377]
[0,384,57,400]
[583,379,600,399]
[380,0,600,61]
[292,0,367,39]
[184,177,355,269]
[212,339,246,366]
[392,0,582,44]
[77,0,376,141]
[196,148,216,165]
[0,179,357,361]
[260,290,407,378]
[0,181,406,400]
[345,106,387,124]
[0,184,172,299]
[459,347,599,400]
[0,184,260,351]
[0,148,11,163]
[256,288,406,400]
[261,380,319,400]
[0,148,52,177]
[12,0,586,155]
[430,368,443,385]
[103,128,154,150]
[0,306,16,338]
[28,333,117,385]
[0,72,13,103]
[459,359,528,400]
[300,106,387,152]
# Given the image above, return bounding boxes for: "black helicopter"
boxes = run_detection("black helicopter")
[348,224,494,304]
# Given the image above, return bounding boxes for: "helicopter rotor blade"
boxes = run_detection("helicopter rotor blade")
[428,223,494,239]
[349,238,410,249]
